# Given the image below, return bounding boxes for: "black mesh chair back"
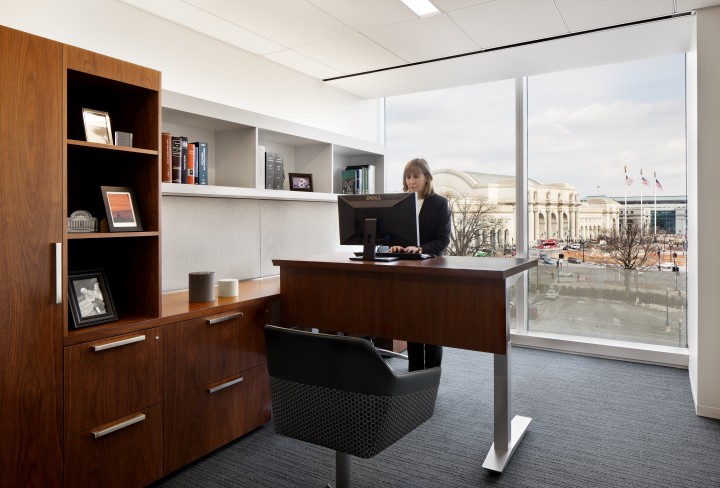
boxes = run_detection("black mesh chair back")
[264,325,441,487]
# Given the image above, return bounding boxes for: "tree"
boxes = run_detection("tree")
[441,190,507,256]
[597,222,655,291]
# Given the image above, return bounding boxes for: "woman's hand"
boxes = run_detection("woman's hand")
[390,246,422,254]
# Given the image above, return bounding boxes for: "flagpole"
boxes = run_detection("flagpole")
[624,166,628,230]
[640,169,644,233]
[653,171,657,237]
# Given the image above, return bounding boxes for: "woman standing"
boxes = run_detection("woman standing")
[390,158,451,371]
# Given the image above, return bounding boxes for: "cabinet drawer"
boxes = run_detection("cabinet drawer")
[65,403,163,488]
[163,364,271,474]
[164,304,267,399]
[64,329,162,436]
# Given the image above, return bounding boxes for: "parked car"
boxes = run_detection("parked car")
[545,288,559,300]
[542,257,557,265]
[568,257,581,264]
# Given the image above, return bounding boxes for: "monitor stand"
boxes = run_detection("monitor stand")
[349,218,398,262]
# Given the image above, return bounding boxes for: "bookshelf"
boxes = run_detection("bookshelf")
[64,46,162,341]
[161,90,385,200]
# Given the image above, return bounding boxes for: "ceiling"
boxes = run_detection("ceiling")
[120,0,720,98]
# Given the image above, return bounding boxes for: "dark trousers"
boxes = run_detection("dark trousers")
[407,342,443,372]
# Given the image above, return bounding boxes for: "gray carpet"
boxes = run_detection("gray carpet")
[154,347,720,488]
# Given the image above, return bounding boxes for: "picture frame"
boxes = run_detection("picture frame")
[289,173,313,192]
[100,186,143,232]
[68,269,117,329]
[82,108,113,145]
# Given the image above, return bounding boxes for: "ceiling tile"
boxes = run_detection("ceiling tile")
[264,50,345,79]
[448,0,568,49]
[555,0,674,33]
[306,0,417,30]
[295,33,407,75]
[432,0,497,12]
[365,14,480,62]
[184,0,353,48]
[675,0,720,10]
[119,0,284,54]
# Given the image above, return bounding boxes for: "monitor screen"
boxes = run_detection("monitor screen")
[338,192,419,261]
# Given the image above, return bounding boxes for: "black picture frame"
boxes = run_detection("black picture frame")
[68,269,118,329]
[289,173,313,192]
[101,186,143,232]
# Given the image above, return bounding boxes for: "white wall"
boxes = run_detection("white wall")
[688,6,720,419]
[0,0,383,144]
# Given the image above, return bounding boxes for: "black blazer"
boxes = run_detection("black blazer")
[418,193,451,256]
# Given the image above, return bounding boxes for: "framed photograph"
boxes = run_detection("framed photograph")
[289,173,313,192]
[68,269,117,329]
[82,108,113,144]
[101,186,143,232]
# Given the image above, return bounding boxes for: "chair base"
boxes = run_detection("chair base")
[336,451,350,488]
[375,347,408,360]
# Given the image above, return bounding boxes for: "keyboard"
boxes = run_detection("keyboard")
[354,251,434,260]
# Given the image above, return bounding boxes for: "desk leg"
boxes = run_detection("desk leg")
[482,341,532,472]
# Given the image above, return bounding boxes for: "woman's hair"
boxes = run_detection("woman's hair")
[402,158,434,198]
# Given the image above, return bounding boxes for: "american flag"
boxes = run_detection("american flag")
[642,176,650,186]
[656,178,663,190]
[625,175,633,185]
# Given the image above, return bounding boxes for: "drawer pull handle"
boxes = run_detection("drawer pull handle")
[208,377,244,394]
[207,312,243,325]
[93,335,146,352]
[54,243,62,304]
[92,413,146,439]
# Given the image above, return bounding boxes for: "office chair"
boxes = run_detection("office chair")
[264,325,441,488]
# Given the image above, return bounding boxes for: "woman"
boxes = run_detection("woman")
[390,158,451,371]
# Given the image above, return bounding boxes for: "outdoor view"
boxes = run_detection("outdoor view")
[385,54,688,349]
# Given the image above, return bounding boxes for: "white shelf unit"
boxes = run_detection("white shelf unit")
[161,90,384,199]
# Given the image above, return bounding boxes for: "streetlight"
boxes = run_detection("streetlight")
[581,240,585,262]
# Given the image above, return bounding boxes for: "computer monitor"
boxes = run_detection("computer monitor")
[338,192,419,261]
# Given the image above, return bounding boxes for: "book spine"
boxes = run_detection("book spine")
[265,152,275,189]
[187,143,196,185]
[171,136,182,183]
[193,142,208,185]
[273,153,284,190]
[180,136,188,184]
[161,132,172,183]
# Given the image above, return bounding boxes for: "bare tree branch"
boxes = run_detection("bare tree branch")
[440,190,507,256]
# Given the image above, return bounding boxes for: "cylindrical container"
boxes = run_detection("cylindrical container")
[189,271,215,302]
[218,278,239,297]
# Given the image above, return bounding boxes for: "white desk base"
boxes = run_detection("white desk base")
[482,415,532,472]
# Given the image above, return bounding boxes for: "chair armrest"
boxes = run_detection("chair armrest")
[393,366,441,395]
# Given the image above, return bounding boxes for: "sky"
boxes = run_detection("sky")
[384,54,687,199]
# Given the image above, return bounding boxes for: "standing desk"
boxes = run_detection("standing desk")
[272,253,537,472]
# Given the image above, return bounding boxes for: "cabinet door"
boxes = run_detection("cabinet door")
[0,26,63,487]
[64,329,163,436]
[163,364,271,474]
[164,307,250,399]
[65,403,163,487]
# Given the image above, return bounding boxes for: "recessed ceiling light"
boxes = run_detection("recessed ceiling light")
[400,0,440,17]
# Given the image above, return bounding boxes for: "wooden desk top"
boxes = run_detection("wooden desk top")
[273,253,537,279]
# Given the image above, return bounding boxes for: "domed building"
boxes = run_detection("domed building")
[433,168,621,248]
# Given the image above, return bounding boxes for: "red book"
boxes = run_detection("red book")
[161,132,172,182]
[187,143,196,185]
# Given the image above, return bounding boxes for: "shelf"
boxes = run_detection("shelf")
[67,139,158,155]
[161,182,338,202]
[66,231,160,239]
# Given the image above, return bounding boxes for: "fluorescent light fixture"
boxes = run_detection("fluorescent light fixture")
[400,0,440,17]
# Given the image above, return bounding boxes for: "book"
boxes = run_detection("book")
[187,142,196,185]
[180,136,189,184]
[342,169,358,194]
[345,164,376,193]
[273,153,284,190]
[265,152,275,189]
[193,142,208,185]
[171,136,182,183]
[161,132,172,182]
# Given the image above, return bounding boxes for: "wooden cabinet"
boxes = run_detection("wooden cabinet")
[64,404,163,488]
[64,329,163,436]
[0,25,64,488]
